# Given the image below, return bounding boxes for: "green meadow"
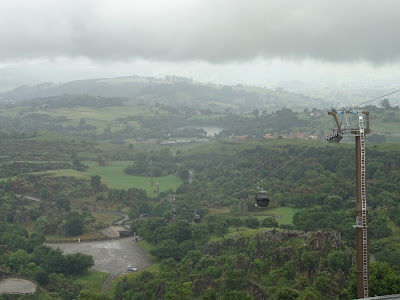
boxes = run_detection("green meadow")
[41,105,171,133]
[83,161,182,194]
[46,161,182,194]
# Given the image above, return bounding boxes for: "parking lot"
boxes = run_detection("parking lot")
[47,237,153,290]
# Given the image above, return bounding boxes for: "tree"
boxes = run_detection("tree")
[40,188,49,199]
[150,239,181,260]
[138,202,151,215]
[261,216,278,228]
[252,109,259,118]
[380,98,391,109]
[65,253,94,275]
[328,251,349,273]
[348,261,400,298]
[369,218,392,239]
[90,175,102,191]
[6,249,30,272]
[177,166,190,180]
[55,196,71,211]
[244,217,259,229]
[35,216,50,234]
[275,288,300,300]
[71,152,85,171]
[324,195,342,209]
[79,118,86,126]
[64,211,84,236]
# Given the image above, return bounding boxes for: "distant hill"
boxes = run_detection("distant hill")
[0,76,329,111]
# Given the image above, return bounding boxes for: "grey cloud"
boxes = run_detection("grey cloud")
[1,0,400,63]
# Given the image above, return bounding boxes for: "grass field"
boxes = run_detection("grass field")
[73,270,108,292]
[45,230,105,241]
[208,207,231,214]
[108,263,161,297]
[248,206,301,225]
[43,160,183,194]
[41,105,170,133]
[91,212,121,225]
[83,161,183,194]
[267,206,300,225]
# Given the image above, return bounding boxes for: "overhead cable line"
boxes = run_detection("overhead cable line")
[349,89,400,109]
[174,88,400,213]
[174,117,335,212]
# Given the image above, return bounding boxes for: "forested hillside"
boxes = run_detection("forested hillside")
[0,96,399,299]
[0,76,329,111]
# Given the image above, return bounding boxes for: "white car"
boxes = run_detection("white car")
[127,266,138,271]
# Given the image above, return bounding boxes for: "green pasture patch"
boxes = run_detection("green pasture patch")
[385,135,400,143]
[49,169,91,180]
[136,240,155,254]
[209,101,238,109]
[25,131,75,142]
[246,206,300,225]
[188,115,225,120]
[211,227,270,242]
[83,161,183,193]
[0,107,25,117]
[108,263,161,296]
[71,194,102,207]
[36,287,55,300]
[46,105,165,120]
[91,212,121,225]
[73,270,108,292]
[45,230,105,241]
[0,176,17,182]
[41,105,152,133]
[24,221,37,235]
[139,140,209,155]
[1,131,133,161]
[267,206,300,225]
[208,207,231,214]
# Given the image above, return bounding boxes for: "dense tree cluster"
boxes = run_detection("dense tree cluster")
[0,222,93,298]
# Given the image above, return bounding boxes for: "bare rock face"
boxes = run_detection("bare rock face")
[307,230,341,250]
[202,229,342,300]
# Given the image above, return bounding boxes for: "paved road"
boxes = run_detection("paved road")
[47,237,153,291]
[15,194,43,203]
[0,278,36,295]
[189,170,194,184]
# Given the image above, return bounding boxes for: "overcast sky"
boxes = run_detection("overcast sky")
[1,0,400,91]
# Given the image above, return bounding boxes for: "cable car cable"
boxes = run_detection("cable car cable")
[173,89,400,214]
[349,89,400,110]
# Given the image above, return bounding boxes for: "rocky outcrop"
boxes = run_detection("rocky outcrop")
[203,229,341,257]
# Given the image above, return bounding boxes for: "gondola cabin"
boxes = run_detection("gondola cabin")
[256,190,270,207]
[193,213,201,223]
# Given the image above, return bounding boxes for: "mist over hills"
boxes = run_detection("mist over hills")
[0,76,330,112]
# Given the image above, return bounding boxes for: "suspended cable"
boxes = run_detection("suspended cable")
[349,89,400,109]
[174,89,400,214]
[174,117,335,212]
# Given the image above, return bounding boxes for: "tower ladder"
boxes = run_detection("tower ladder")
[359,112,368,298]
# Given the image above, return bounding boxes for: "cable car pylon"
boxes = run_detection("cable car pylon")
[326,109,370,299]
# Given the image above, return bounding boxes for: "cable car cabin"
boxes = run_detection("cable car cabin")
[325,130,343,143]
[256,190,270,207]
[193,214,201,223]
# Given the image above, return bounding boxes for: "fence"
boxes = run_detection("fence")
[0,275,38,295]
